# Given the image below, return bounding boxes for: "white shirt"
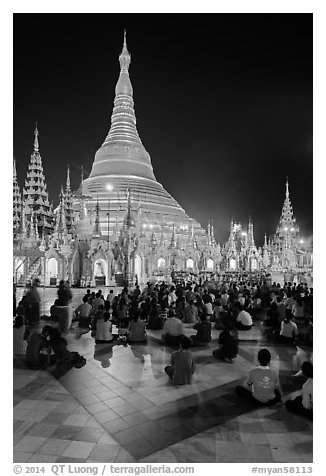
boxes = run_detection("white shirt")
[163,317,183,336]
[237,310,253,326]
[302,378,313,409]
[280,320,298,338]
[204,302,213,315]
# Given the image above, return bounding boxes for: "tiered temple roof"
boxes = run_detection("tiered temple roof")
[22,125,53,234]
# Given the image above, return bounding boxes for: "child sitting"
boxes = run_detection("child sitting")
[236,348,282,406]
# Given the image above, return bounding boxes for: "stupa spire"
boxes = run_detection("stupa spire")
[34,123,39,152]
[66,164,71,191]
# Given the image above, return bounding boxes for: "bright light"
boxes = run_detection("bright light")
[241,232,247,236]
[290,228,294,232]
[299,239,304,244]
[143,224,147,228]
[284,227,288,231]
[149,224,153,229]
[106,184,113,192]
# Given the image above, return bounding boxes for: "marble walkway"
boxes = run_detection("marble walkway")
[13,313,313,463]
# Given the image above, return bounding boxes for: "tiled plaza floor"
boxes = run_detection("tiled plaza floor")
[13,290,312,463]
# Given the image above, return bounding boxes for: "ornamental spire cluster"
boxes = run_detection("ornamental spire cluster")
[22,125,53,235]
[13,156,22,238]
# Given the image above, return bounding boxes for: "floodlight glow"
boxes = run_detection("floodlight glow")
[106,184,113,192]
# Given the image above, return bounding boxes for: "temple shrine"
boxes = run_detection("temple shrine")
[13,33,313,288]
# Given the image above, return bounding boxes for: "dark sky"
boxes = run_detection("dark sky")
[13,13,313,245]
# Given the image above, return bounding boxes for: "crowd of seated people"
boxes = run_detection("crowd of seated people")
[14,277,313,420]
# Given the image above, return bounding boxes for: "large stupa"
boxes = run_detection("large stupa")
[79,32,205,243]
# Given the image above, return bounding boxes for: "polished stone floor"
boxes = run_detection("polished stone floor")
[13,288,313,463]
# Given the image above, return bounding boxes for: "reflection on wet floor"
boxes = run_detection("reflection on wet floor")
[14,288,312,463]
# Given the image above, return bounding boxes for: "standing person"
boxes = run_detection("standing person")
[235,348,282,406]
[107,289,115,306]
[24,278,41,326]
[285,362,313,420]
[92,292,105,315]
[164,336,196,385]
[56,280,73,333]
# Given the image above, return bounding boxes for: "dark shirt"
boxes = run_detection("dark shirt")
[193,321,211,343]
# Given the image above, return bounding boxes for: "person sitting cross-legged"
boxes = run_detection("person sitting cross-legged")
[285,361,313,420]
[234,305,253,330]
[161,310,183,346]
[127,311,147,343]
[213,321,239,363]
[190,314,211,346]
[95,307,119,344]
[278,310,298,345]
[165,336,196,385]
[235,348,282,406]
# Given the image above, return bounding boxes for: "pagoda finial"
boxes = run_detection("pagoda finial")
[34,123,39,152]
[13,156,17,178]
[119,29,131,73]
[285,177,289,199]
[66,164,71,191]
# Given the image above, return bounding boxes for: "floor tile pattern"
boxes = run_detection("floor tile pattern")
[13,293,312,463]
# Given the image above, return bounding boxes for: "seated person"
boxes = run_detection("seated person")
[13,315,29,356]
[234,306,253,330]
[285,361,313,420]
[161,311,183,346]
[213,322,238,363]
[264,302,280,328]
[279,311,298,344]
[292,344,313,377]
[48,327,86,369]
[95,308,117,344]
[91,304,105,336]
[25,325,54,369]
[165,336,196,385]
[183,299,198,324]
[75,295,92,331]
[190,314,211,346]
[147,297,162,330]
[235,348,282,406]
[127,312,147,343]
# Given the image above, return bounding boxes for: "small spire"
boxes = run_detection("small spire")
[66,164,71,191]
[285,177,289,199]
[34,123,39,152]
[13,156,17,179]
[119,29,131,72]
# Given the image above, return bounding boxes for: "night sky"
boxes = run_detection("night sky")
[13,13,313,245]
